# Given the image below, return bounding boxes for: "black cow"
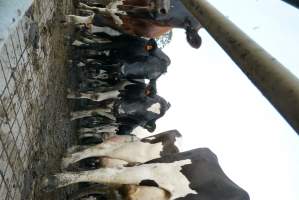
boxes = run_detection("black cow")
[73,33,170,82]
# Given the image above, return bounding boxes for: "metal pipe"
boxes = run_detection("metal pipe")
[282,0,299,9]
[181,0,299,134]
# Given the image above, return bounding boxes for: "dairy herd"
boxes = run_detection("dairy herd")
[42,0,250,199]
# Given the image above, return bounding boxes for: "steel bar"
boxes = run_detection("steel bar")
[181,0,299,134]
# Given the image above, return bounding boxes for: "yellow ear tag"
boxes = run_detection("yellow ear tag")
[145,45,154,51]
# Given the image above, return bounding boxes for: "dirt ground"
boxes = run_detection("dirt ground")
[0,0,78,199]
[23,1,78,200]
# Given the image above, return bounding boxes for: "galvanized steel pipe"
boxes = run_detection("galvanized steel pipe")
[181,0,299,134]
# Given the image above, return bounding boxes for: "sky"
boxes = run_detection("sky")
[147,0,299,200]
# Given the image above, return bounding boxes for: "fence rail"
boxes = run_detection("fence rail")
[181,0,299,135]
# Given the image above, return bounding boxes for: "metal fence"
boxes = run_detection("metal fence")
[0,0,74,199]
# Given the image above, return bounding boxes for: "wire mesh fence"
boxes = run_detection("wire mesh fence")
[0,0,75,199]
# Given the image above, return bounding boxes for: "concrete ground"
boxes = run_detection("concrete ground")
[0,0,77,199]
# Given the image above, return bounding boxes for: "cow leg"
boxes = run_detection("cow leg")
[66,145,91,154]
[78,133,103,141]
[62,139,159,169]
[43,160,192,194]
[69,184,169,200]
[101,132,118,140]
[70,108,116,121]
[66,13,94,25]
[93,0,112,6]
[78,126,118,134]
[62,135,137,169]
[62,136,140,168]
[67,90,120,102]
[78,2,127,26]
[78,133,117,143]
[42,167,140,191]
[98,157,129,168]
[90,25,122,36]
[68,184,115,200]
[62,146,105,169]
[72,39,111,50]
[78,2,107,13]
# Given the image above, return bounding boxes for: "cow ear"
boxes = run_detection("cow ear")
[186,29,202,49]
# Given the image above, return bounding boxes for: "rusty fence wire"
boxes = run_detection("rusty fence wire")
[0,0,59,199]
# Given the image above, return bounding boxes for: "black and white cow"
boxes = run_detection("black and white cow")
[43,148,250,200]
[61,130,181,169]
[73,33,170,82]
[70,94,170,132]
[67,79,156,103]
[73,32,159,62]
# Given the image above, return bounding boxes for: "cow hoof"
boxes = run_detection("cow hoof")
[70,113,76,121]
[67,90,82,99]
[61,158,71,170]
[41,175,59,192]
[66,145,78,154]
[73,0,80,8]
[65,15,72,23]
[67,93,75,99]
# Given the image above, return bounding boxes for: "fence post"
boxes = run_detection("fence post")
[180,0,299,134]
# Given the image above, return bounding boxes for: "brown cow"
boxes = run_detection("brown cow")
[67,0,202,48]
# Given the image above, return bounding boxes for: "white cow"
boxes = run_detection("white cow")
[43,148,250,200]
[62,130,182,169]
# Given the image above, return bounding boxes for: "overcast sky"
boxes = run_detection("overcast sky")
[153,0,299,199]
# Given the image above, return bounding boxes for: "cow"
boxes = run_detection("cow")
[66,0,202,48]
[70,94,171,133]
[43,148,250,200]
[77,0,171,14]
[61,130,182,170]
[72,33,170,82]
[67,79,157,103]
[73,32,161,62]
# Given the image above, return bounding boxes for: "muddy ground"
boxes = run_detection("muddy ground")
[23,1,78,200]
[0,0,78,199]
